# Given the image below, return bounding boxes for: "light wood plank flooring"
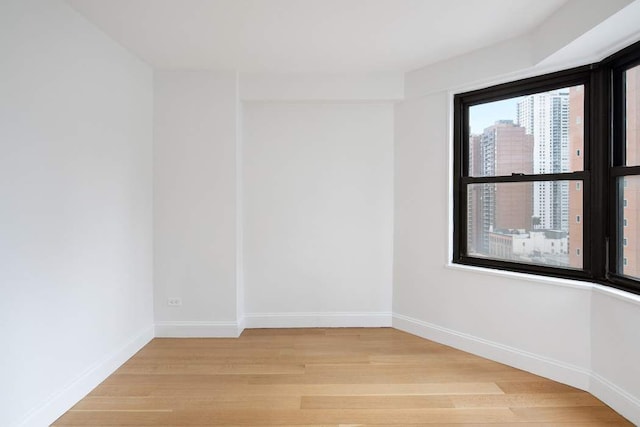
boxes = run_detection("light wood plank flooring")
[54,328,632,426]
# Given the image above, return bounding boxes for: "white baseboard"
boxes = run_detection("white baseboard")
[393,313,640,425]
[392,313,592,390]
[244,311,392,328]
[18,314,638,426]
[18,325,154,427]
[154,313,391,336]
[590,373,640,426]
[155,320,242,338]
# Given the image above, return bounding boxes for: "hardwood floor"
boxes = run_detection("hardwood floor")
[54,328,632,426]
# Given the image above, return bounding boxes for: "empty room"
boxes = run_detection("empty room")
[3,0,640,425]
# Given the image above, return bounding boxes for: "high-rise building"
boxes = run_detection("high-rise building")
[622,65,640,277]
[517,91,570,231]
[567,69,640,275]
[467,135,483,254]
[568,86,584,268]
[468,120,534,254]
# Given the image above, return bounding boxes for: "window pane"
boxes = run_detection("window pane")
[468,85,584,176]
[467,181,583,268]
[620,175,640,278]
[626,64,640,166]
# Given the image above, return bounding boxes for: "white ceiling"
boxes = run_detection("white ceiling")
[67,0,568,73]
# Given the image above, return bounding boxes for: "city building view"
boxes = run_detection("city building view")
[469,67,640,274]
[467,86,584,268]
[623,64,640,279]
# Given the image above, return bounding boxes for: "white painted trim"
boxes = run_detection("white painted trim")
[154,321,241,338]
[445,263,595,291]
[592,283,640,307]
[244,312,392,328]
[392,314,592,390]
[235,73,246,338]
[393,313,640,425]
[446,263,640,307]
[237,316,247,336]
[16,316,640,426]
[590,373,640,426]
[17,326,154,427]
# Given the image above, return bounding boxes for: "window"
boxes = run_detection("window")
[457,76,586,270]
[613,58,640,282]
[453,40,640,294]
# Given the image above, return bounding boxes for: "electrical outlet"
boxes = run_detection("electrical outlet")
[167,297,182,307]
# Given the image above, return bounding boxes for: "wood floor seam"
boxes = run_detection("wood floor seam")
[53,328,633,426]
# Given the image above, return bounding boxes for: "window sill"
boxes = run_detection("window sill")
[445,262,640,307]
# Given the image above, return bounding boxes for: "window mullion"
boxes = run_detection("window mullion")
[462,172,588,185]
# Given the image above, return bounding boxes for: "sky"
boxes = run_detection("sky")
[469,97,523,134]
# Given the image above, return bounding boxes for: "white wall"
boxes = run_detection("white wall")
[242,102,394,326]
[393,10,640,424]
[240,72,404,101]
[153,75,396,331]
[0,1,154,426]
[154,70,241,337]
[590,289,640,420]
[393,92,592,379]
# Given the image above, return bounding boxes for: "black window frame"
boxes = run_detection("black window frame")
[608,41,640,293]
[453,39,640,295]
